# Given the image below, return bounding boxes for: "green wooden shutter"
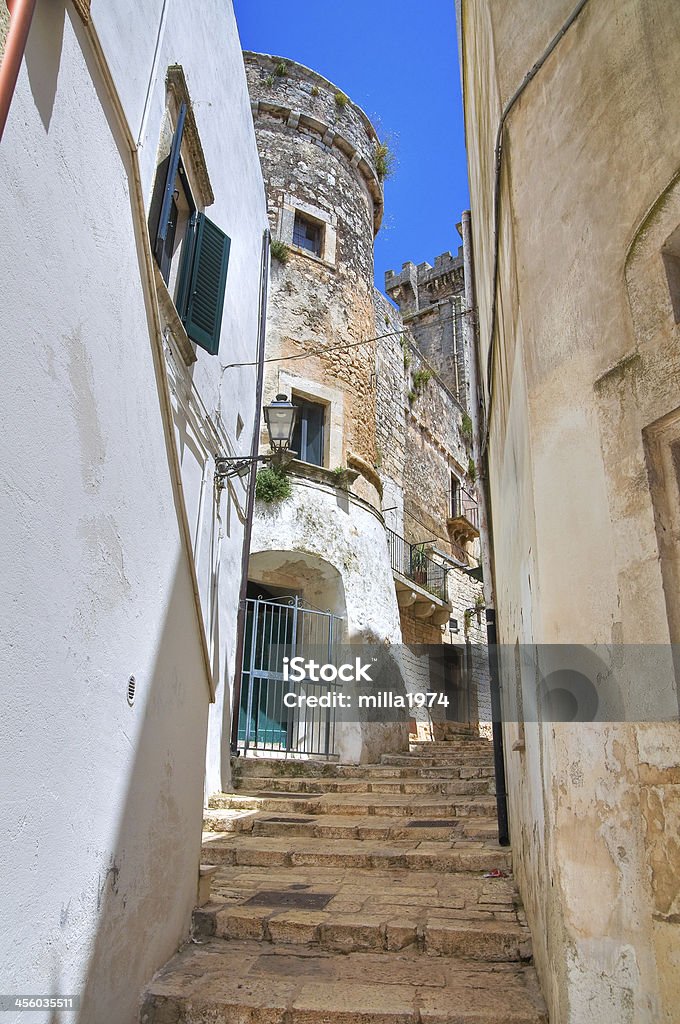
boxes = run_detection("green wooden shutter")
[153,102,186,268]
[183,213,231,355]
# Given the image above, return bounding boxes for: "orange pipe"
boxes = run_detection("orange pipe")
[0,0,37,142]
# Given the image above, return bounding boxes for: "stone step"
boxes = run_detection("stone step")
[193,862,531,961]
[381,754,494,768]
[140,939,548,1024]
[232,758,496,780]
[201,833,513,873]
[229,775,495,796]
[204,809,500,843]
[211,791,497,819]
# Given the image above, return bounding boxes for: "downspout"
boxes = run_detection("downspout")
[0,0,37,142]
[461,209,509,846]
[230,228,270,754]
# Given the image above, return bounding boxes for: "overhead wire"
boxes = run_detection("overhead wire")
[221,310,465,369]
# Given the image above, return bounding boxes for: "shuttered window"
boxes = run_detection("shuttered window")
[153,102,187,271]
[150,105,232,357]
[181,213,231,355]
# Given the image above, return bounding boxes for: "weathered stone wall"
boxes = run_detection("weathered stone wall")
[374,279,489,729]
[245,53,382,469]
[386,250,468,406]
[460,0,680,1019]
[0,2,9,60]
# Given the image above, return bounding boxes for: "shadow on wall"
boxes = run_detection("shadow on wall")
[24,0,65,132]
[76,564,209,1024]
[34,13,212,1020]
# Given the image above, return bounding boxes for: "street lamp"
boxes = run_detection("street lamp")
[215,394,298,481]
[262,394,297,452]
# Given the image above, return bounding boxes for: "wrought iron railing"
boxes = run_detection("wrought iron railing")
[450,484,480,531]
[238,596,343,757]
[386,529,447,601]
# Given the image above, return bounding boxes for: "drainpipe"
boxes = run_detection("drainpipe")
[230,228,270,755]
[461,209,509,846]
[0,0,37,142]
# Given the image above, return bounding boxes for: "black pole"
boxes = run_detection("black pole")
[230,229,270,756]
[486,607,510,846]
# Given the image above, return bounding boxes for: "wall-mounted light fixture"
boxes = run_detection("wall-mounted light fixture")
[215,394,298,482]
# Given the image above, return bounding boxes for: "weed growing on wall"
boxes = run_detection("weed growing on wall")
[375,141,395,180]
[270,239,290,264]
[255,466,292,503]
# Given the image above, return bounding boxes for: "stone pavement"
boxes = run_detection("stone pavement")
[140,733,548,1022]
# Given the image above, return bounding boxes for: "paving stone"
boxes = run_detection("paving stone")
[141,745,547,1023]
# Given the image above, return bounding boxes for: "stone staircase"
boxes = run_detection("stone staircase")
[140,731,548,1023]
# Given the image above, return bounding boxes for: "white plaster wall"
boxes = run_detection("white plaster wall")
[250,477,404,761]
[90,0,269,796]
[0,1,265,1020]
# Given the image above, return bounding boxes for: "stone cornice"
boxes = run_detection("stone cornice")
[251,99,384,235]
[166,65,214,208]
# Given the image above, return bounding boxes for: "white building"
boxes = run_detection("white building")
[0,2,267,1020]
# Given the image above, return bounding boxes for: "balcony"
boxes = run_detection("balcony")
[448,485,480,541]
[386,528,452,626]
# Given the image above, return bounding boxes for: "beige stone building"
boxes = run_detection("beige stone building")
[236,53,489,759]
[458,0,680,1020]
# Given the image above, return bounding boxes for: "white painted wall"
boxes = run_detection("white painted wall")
[250,477,405,762]
[0,1,265,1021]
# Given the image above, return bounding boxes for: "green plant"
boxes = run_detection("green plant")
[264,75,274,88]
[468,457,477,482]
[375,141,395,181]
[463,608,474,637]
[412,368,433,391]
[407,389,417,404]
[274,61,288,77]
[411,543,428,572]
[474,592,485,624]
[384,313,390,326]
[334,91,348,108]
[311,85,320,97]
[403,351,411,370]
[255,466,291,503]
[270,239,289,264]
[461,413,473,444]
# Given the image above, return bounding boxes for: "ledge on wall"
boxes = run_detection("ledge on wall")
[393,571,452,626]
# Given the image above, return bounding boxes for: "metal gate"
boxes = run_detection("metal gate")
[238,596,343,757]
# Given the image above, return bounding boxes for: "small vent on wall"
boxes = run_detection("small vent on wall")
[127,676,136,706]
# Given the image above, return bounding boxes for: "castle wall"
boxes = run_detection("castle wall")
[245,52,382,469]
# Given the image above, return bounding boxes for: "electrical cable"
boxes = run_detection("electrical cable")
[221,310,464,369]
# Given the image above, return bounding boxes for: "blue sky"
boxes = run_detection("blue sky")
[233,0,469,291]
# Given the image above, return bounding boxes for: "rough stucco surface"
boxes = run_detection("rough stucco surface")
[460,0,680,1020]
[0,2,266,1021]
[0,1,9,59]
[250,479,405,762]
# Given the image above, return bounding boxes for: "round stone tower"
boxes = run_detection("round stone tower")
[244,52,386,474]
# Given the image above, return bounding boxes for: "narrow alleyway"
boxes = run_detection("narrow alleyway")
[140,731,547,1022]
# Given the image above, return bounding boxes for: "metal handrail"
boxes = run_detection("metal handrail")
[386,528,447,601]
[451,485,480,530]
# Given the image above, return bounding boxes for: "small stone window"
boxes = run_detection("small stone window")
[278,195,337,265]
[293,212,322,257]
[291,396,326,466]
